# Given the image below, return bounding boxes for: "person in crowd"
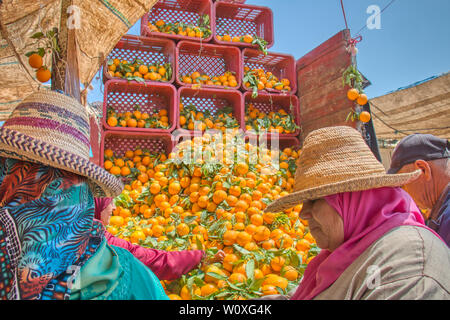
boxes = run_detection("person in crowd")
[387,133,449,246]
[261,126,450,300]
[0,91,168,300]
[94,197,225,280]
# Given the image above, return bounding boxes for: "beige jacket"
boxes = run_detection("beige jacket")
[315,226,450,300]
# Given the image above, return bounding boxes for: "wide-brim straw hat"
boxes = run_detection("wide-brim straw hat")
[264,126,422,213]
[0,90,123,197]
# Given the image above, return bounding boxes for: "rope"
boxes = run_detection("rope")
[340,0,349,30]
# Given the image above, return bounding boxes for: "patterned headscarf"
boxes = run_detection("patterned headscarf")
[0,157,104,300]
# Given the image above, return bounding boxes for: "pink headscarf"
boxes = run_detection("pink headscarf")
[291,187,442,300]
[94,197,113,220]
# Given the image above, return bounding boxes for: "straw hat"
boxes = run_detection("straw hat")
[0,90,123,197]
[264,126,422,213]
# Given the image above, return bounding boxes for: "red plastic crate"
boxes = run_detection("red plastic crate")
[103,80,177,133]
[213,0,246,3]
[176,41,242,90]
[103,35,176,84]
[178,87,244,133]
[242,48,297,95]
[100,131,174,168]
[213,2,273,49]
[244,91,301,137]
[140,0,213,43]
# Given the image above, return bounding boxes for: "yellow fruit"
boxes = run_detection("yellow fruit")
[109,216,124,227]
[130,230,146,244]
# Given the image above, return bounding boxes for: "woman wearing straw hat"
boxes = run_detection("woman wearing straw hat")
[0,90,169,300]
[262,126,450,300]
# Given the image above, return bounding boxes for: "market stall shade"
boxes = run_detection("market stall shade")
[370,72,450,141]
[0,0,159,121]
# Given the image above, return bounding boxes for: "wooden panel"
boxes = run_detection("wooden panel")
[296,29,355,142]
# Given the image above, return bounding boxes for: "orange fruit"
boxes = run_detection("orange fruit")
[263,212,276,224]
[275,234,293,249]
[28,53,43,69]
[261,239,275,250]
[263,274,288,290]
[223,253,239,272]
[357,93,368,106]
[168,182,181,195]
[245,224,257,236]
[104,160,113,170]
[229,185,241,197]
[120,166,131,177]
[347,88,360,101]
[176,223,190,236]
[250,214,264,226]
[200,284,218,297]
[296,239,311,252]
[104,149,114,158]
[223,230,239,246]
[109,216,124,227]
[138,65,149,75]
[150,182,161,195]
[213,190,227,205]
[244,241,258,251]
[282,266,299,281]
[236,231,252,247]
[130,230,146,244]
[126,118,138,128]
[261,285,278,296]
[359,111,371,123]
[228,273,246,284]
[168,294,182,300]
[180,285,192,300]
[36,67,51,83]
[270,256,286,272]
[204,265,227,283]
[109,166,121,176]
[137,173,149,184]
[243,34,254,43]
[152,224,165,238]
[253,226,270,242]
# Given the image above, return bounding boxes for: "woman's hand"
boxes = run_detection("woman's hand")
[201,250,225,267]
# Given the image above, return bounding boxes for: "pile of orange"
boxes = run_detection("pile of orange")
[106,107,170,129]
[244,67,291,93]
[103,146,166,183]
[216,34,255,44]
[179,103,240,132]
[106,131,319,300]
[245,103,299,134]
[107,58,172,82]
[147,17,211,39]
[181,71,239,88]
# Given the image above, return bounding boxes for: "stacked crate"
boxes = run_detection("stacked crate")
[100,0,301,168]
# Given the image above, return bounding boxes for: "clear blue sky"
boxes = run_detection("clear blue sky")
[87,0,450,103]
